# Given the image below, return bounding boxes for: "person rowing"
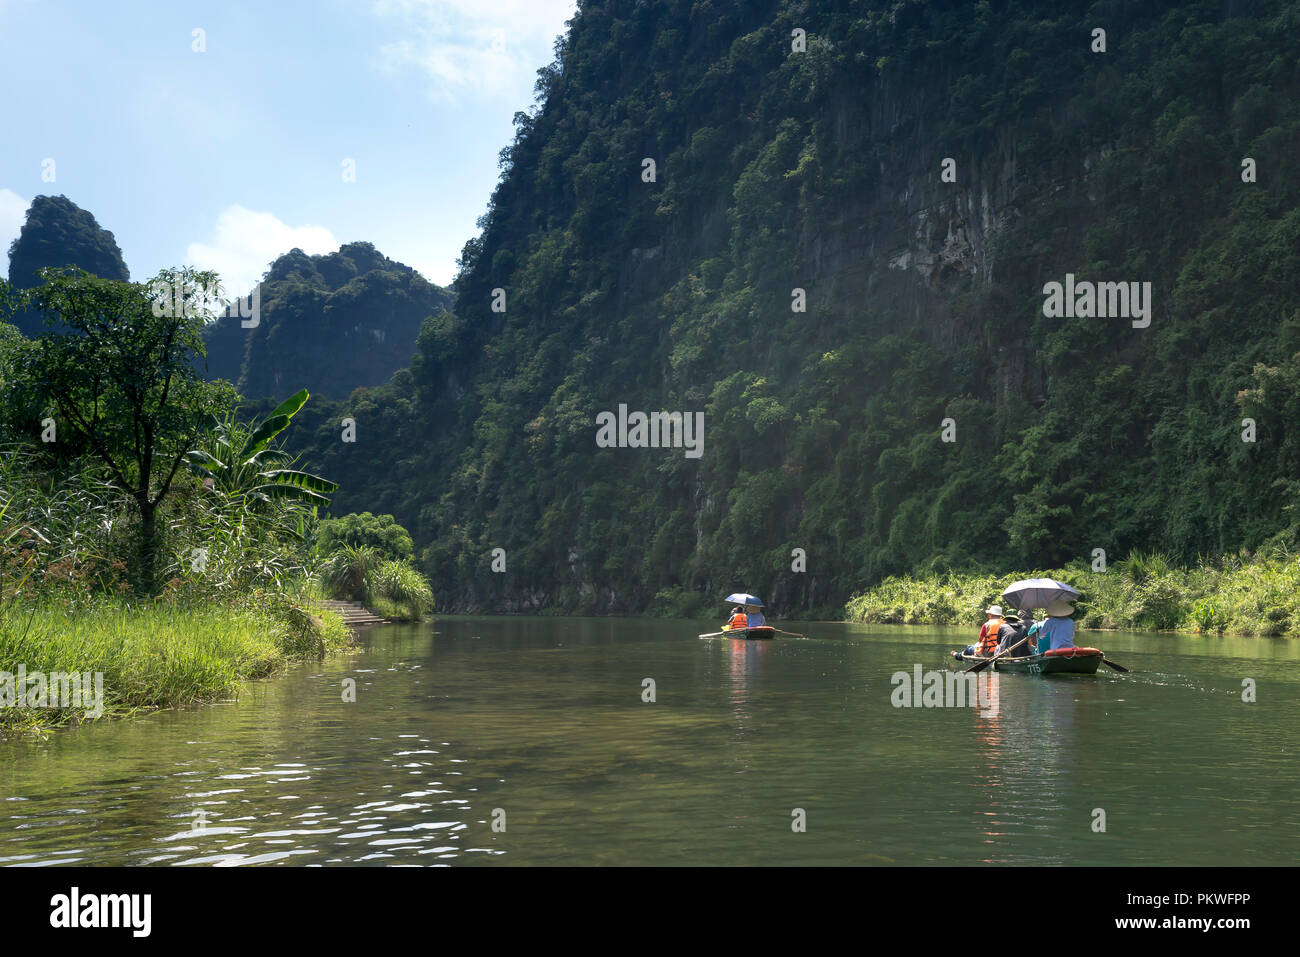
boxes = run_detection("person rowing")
[744,604,765,628]
[994,613,1031,658]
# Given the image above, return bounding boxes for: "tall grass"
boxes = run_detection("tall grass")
[0,598,352,736]
[318,550,434,621]
[844,549,1300,637]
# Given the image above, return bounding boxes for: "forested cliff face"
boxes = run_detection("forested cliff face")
[6,195,130,336]
[203,242,453,401]
[261,1,1300,613]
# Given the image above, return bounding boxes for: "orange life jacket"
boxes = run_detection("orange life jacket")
[977,618,1002,655]
[726,612,748,630]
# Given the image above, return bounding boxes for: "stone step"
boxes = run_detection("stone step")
[316,599,389,627]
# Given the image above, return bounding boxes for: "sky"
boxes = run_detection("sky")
[0,0,578,292]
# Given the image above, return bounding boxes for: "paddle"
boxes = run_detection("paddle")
[1100,656,1129,673]
[964,634,1031,673]
[698,627,763,639]
[772,628,804,638]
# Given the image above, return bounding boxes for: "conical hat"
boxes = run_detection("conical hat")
[1046,598,1075,617]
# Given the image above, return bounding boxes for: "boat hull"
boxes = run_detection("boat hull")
[951,648,1104,675]
[722,626,775,640]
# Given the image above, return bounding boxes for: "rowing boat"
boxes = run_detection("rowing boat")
[949,647,1105,675]
[699,626,776,640]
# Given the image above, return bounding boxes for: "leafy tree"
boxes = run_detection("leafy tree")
[317,511,414,561]
[15,266,236,594]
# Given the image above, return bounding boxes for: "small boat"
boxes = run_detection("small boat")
[699,626,776,640]
[723,626,775,640]
[950,647,1105,675]
[699,592,775,639]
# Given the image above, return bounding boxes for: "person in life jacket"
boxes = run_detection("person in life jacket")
[975,605,1004,656]
[724,607,748,630]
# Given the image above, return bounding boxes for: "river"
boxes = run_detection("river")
[1,617,1296,865]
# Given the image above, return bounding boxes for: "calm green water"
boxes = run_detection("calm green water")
[1,617,1297,865]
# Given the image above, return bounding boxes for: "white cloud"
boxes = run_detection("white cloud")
[372,0,576,103]
[0,188,29,265]
[186,205,338,295]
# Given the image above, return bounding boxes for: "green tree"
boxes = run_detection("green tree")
[17,266,236,594]
[317,511,414,561]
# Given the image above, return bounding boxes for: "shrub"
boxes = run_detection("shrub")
[320,544,381,601]
[371,560,434,619]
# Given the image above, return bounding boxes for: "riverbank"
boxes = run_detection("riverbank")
[843,551,1300,637]
[0,597,353,737]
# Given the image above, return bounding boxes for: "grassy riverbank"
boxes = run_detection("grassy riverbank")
[0,597,352,736]
[843,551,1300,637]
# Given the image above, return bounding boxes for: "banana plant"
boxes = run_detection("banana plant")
[186,389,338,508]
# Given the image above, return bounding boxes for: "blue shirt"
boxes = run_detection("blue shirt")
[1039,616,1076,650]
[746,611,765,627]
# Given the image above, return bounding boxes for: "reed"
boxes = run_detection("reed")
[844,550,1300,638]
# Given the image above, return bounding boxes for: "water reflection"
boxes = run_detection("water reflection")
[0,619,1297,865]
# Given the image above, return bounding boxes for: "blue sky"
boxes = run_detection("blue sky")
[0,0,577,292]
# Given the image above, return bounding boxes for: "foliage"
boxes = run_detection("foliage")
[5,266,237,594]
[320,544,381,602]
[186,389,337,509]
[0,596,350,737]
[5,194,129,337]
[370,559,434,619]
[200,242,453,400]
[317,511,414,561]
[274,0,1300,615]
[845,550,1300,638]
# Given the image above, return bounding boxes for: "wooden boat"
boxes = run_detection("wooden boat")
[699,626,776,640]
[949,646,1105,675]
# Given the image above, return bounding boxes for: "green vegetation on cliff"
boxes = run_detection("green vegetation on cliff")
[276,0,1300,616]
[5,195,130,337]
[202,242,453,401]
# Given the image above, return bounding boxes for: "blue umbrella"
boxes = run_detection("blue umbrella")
[1001,578,1080,610]
[724,593,764,607]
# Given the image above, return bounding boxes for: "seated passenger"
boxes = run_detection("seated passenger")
[975,605,1004,656]
[995,614,1030,657]
[1039,600,1077,650]
[724,606,748,630]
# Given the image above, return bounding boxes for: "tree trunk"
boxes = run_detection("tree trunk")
[138,498,158,596]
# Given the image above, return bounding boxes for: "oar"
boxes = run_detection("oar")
[1100,656,1129,673]
[772,628,804,638]
[964,635,1031,673]
[697,627,760,638]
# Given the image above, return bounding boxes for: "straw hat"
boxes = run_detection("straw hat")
[985,604,1003,617]
[1045,599,1075,618]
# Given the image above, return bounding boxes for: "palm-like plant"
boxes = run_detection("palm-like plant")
[321,544,381,601]
[186,390,337,509]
